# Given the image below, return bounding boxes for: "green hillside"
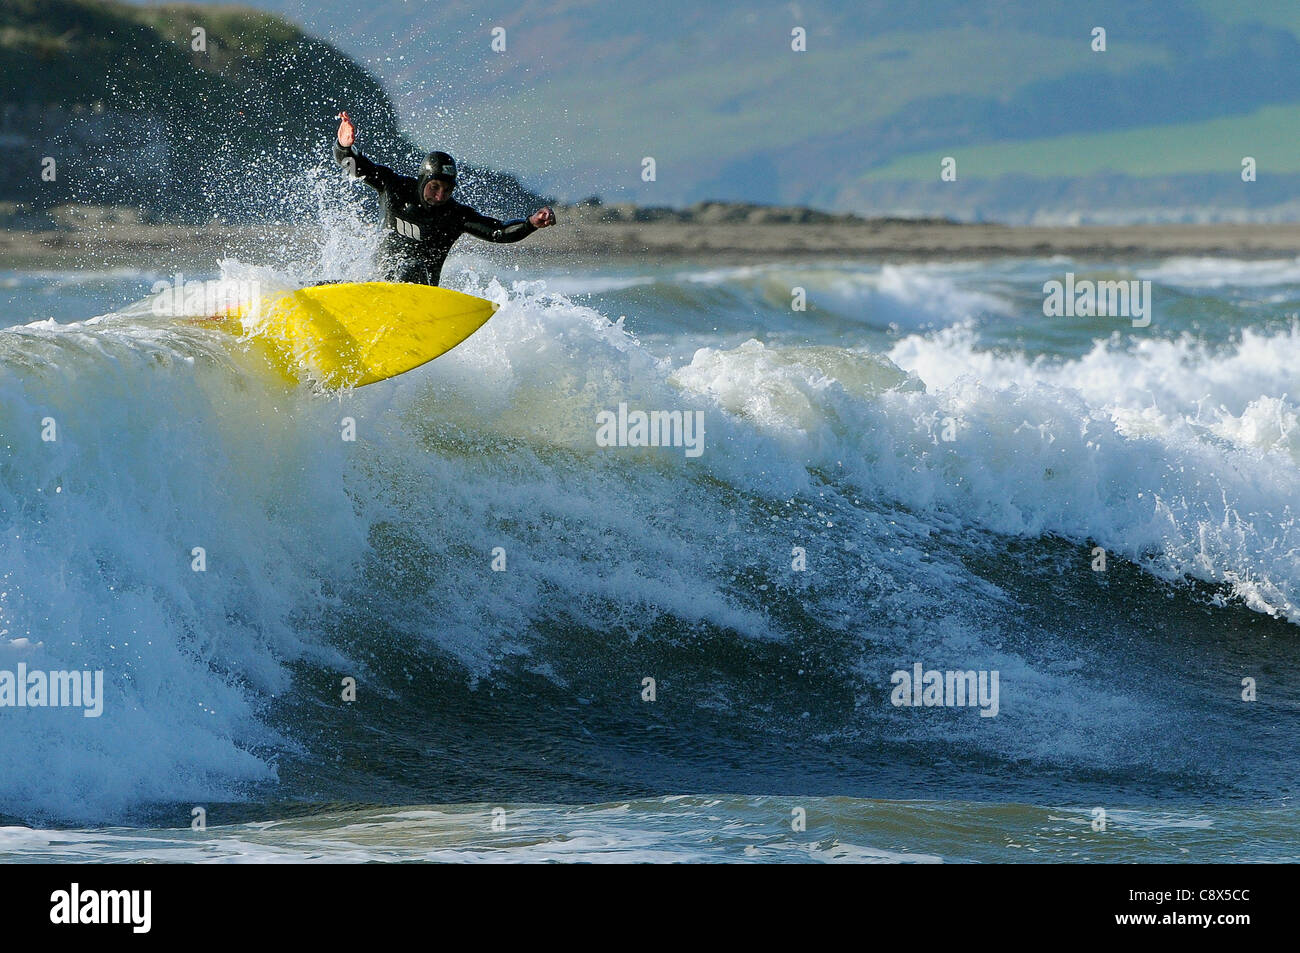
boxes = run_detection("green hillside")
[859,105,1300,181]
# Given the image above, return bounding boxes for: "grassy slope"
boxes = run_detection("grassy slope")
[856,104,1300,181]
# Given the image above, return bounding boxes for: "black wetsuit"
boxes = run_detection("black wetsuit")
[334,140,536,286]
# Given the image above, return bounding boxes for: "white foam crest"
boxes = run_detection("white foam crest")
[889,322,1300,448]
[870,264,1013,328]
[663,322,1299,622]
[1139,256,1300,288]
[537,274,658,295]
[671,338,919,437]
[875,327,1300,620]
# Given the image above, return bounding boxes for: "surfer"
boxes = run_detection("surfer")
[332,110,556,286]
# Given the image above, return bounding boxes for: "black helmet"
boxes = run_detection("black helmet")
[418,151,457,187]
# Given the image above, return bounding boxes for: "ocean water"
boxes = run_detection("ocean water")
[1,232,1298,861]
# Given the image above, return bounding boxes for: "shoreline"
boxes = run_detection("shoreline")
[6,219,1300,269]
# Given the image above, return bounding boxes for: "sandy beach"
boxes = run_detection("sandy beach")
[6,209,1300,270]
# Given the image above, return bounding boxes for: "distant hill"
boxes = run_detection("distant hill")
[132,0,1300,222]
[1,0,548,223]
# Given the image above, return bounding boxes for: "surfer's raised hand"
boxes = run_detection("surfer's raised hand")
[337,111,356,148]
[529,207,556,228]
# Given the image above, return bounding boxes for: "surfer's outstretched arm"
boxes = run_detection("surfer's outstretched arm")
[460,210,537,243]
[460,206,557,243]
[333,110,400,192]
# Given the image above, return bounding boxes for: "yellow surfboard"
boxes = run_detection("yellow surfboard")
[203,282,499,388]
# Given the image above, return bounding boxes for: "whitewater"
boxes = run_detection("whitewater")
[1,212,1297,860]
